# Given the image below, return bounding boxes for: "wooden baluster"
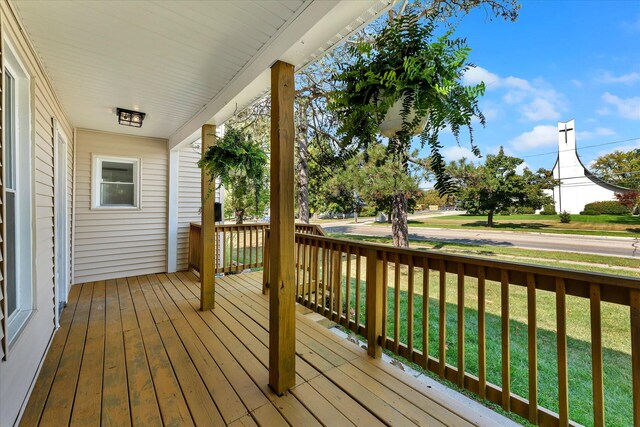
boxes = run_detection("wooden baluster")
[590,283,604,427]
[366,249,383,358]
[355,252,361,330]
[457,263,465,389]
[313,241,319,310]
[328,245,334,318]
[407,256,415,361]
[527,273,538,425]
[382,252,388,346]
[630,288,640,426]
[249,226,253,267]
[422,258,430,370]
[393,253,401,355]
[336,247,343,322]
[228,229,233,273]
[302,239,308,299]
[236,227,240,271]
[501,270,511,411]
[478,266,486,399]
[556,277,569,425]
[323,242,329,315]
[308,240,315,308]
[345,248,351,326]
[439,260,446,379]
[331,245,340,321]
[262,230,270,294]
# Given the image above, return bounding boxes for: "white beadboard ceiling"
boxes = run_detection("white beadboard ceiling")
[13,0,391,147]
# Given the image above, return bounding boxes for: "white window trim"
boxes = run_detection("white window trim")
[91,154,141,210]
[3,35,35,346]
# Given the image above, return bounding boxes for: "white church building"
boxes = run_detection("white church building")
[548,119,630,214]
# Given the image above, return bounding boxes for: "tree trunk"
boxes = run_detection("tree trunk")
[235,208,245,224]
[487,209,494,227]
[296,101,310,224]
[391,192,409,248]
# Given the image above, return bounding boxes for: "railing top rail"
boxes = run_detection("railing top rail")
[294,232,640,291]
[191,221,326,236]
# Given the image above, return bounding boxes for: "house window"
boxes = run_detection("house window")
[4,39,34,344]
[92,156,140,208]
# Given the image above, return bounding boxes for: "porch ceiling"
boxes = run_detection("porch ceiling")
[13,0,391,145]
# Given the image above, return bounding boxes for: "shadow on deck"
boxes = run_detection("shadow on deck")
[20,271,513,426]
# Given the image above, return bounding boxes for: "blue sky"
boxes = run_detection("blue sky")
[418,0,640,173]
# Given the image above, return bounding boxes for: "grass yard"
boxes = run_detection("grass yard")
[405,213,640,237]
[314,232,637,426]
[331,262,633,427]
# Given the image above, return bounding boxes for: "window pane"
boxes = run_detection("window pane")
[101,183,134,206]
[6,192,17,317]
[102,161,133,183]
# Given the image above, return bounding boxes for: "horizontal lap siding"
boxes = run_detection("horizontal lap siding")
[73,129,168,283]
[176,144,221,271]
[0,0,74,424]
[177,145,201,271]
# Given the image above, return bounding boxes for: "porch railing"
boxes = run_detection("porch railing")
[188,222,324,274]
[189,222,640,426]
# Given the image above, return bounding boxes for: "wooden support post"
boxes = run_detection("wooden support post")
[269,60,296,395]
[366,249,383,359]
[200,124,216,311]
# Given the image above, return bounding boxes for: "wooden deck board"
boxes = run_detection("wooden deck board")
[22,271,495,426]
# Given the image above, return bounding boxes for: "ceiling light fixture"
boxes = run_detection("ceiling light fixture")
[116,108,146,128]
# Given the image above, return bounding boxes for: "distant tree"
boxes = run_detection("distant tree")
[591,149,640,190]
[615,191,639,210]
[451,147,555,226]
[335,144,422,245]
[420,189,453,208]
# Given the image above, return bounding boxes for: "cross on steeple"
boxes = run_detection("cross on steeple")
[559,122,574,144]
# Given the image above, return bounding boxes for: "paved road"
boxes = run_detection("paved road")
[323,223,638,258]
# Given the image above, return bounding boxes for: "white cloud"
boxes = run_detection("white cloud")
[520,97,560,121]
[509,125,557,150]
[596,71,640,84]
[464,66,567,122]
[602,92,640,120]
[571,79,583,88]
[442,145,477,162]
[576,127,616,140]
[462,66,500,87]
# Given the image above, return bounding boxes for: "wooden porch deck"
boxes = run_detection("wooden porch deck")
[20,271,505,427]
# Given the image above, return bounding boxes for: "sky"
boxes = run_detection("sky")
[415,0,640,175]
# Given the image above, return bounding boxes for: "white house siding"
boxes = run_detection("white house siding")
[73,129,168,283]
[0,1,74,425]
[176,144,221,271]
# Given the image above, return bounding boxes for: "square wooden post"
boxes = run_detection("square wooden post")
[200,124,216,311]
[269,60,296,394]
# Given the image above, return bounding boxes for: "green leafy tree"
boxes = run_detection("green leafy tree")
[451,147,555,226]
[334,144,422,245]
[591,149,640,190]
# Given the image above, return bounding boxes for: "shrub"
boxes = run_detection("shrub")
[582,201,630,215]
[539,204,557,215]
[514,206,535,214]
[559,211,571,223]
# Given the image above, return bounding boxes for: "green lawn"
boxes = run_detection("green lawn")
[404,214,640,237]
[332,264,633,427]
[312,233,636,426]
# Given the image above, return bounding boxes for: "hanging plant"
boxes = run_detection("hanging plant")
[198,127,268,223]
[330,8,486,194]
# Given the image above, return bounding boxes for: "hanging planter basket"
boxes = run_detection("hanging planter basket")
[378,95,428,138]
